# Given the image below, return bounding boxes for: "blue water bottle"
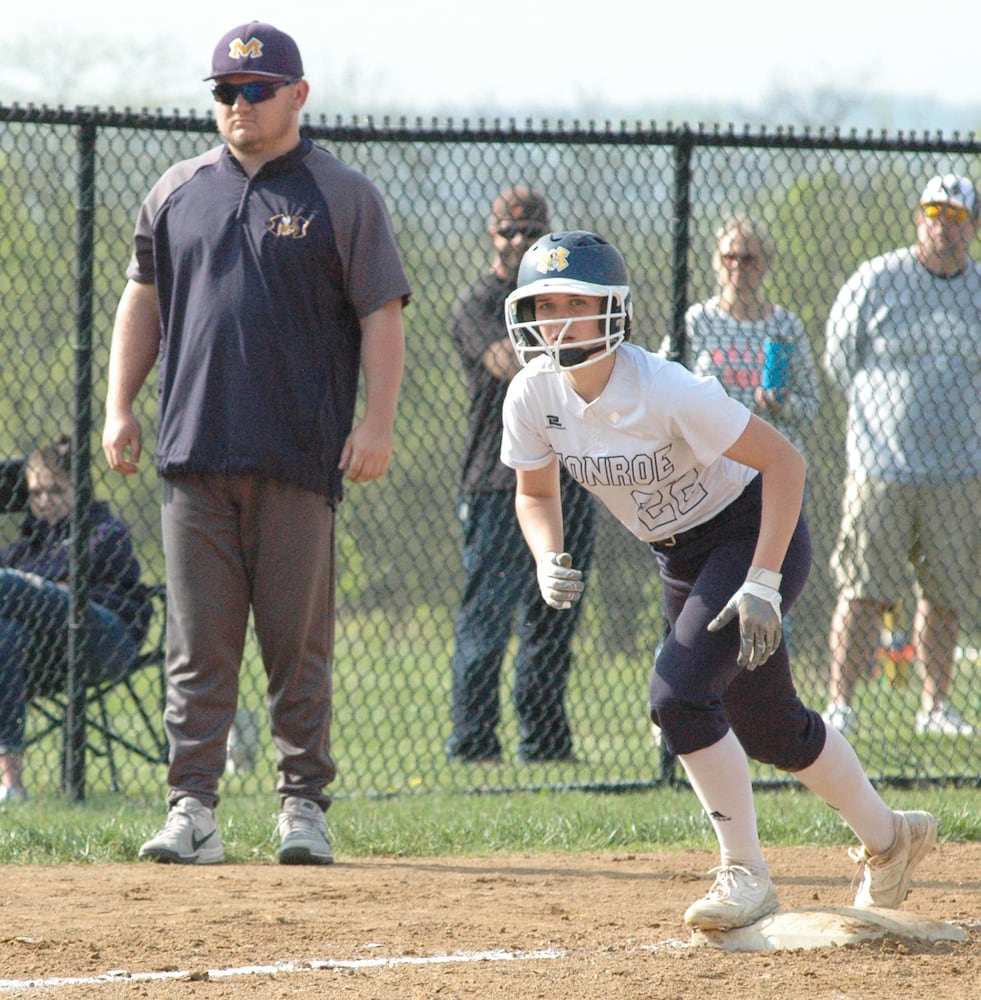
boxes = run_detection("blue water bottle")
[762,339,794,402]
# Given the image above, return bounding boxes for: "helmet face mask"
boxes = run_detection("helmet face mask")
[505,231,632,372]
[507,281,630,371]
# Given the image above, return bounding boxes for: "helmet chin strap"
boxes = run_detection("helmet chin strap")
[556,343,604,368]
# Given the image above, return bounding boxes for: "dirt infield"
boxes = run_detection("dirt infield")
[1,843,978,998]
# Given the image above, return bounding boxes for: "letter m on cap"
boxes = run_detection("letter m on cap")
[228,36,263,60]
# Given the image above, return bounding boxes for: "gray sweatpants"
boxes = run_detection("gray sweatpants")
[160,473,336,811]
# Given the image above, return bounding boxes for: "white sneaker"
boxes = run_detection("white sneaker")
[138,797,224,864]
[850,810,938,908]
[0,785,29,803]
[277,796,334,865]
[914,701,974,736]
[683,864,779,930]
[823,702,858,737]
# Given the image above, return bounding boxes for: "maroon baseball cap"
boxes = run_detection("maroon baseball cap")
[205,22,304,80]
[490,187,550,228]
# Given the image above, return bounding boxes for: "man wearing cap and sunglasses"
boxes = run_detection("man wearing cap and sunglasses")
[103,22,411,865]
[445,187,596,764]
[823,173,980,740]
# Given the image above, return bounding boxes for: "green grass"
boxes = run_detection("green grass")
[15,606,980,866]
[23,600,981,798]
[0,784,977,865]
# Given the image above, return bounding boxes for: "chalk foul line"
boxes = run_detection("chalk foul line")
[0,948,566,992]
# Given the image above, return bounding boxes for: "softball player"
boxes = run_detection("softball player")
[500,230,938,930]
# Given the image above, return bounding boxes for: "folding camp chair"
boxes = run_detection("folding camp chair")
[1,456,168,793]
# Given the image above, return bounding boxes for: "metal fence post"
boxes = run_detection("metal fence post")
[667,127,693,364]
[64,115,97,801]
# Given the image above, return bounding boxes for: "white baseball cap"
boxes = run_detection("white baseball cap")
[919,174,979,216]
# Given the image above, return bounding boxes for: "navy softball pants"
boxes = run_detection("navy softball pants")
[649,475,826,769]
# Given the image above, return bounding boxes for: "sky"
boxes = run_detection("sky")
[8,2,981,130]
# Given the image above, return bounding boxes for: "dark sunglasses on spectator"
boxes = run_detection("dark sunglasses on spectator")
[920,202,970,224]
[211,77,301,107]
[497,224,544,240]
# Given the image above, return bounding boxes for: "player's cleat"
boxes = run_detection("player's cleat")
[850,810,938,909]
[683,864,779,930]
[277,796,334,865]
[914,701,974,736]
[138,797,224,864]
[822,702,858,737]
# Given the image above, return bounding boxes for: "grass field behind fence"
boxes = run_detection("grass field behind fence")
[20,611,981,803]
[14,605,979,870]
[9,619,981,864]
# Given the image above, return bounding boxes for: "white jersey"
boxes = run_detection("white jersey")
[501,342,756,543]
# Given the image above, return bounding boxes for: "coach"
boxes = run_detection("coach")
[102,22,411,865]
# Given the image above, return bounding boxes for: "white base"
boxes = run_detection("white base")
[691,906,967,952]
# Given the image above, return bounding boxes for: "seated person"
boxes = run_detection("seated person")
[0,435,150,801]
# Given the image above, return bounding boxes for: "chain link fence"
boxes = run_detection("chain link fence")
[1,106,978,802]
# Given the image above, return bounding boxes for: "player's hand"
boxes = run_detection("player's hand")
[536,551,583,610]
[707,566,783,670]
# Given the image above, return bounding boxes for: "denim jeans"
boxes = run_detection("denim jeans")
[447,480,596,762]
[0,569,136,754]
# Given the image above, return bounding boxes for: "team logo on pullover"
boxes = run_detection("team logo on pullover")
[268,214,310,239]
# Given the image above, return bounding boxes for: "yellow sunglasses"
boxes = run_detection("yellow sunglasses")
[920,202,971,223]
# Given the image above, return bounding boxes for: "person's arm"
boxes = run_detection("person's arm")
[515,461,565,559]
[824,269,866,393]
[339,298,405,483]
[88,516,140,588]
[451,280,519,382]
[480,338,521,381]
[707,415,805,668]
[102,280,161,475]
[723,416,805,573]
[515,461,584,610]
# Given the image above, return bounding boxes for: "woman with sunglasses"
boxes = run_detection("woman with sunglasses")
[666,216,821,457]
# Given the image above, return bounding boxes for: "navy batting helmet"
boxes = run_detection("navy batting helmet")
[505,231,632,371]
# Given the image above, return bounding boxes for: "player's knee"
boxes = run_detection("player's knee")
[732,708,824,770]
[650,696,728,756]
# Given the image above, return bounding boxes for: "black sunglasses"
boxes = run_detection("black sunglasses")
[496,224,544,241]
[211,77,301,107]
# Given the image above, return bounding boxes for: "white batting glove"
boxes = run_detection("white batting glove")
[536,551,584,610]
[707,566,783,670]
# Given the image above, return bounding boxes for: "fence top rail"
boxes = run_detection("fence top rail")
[3,104,980,153]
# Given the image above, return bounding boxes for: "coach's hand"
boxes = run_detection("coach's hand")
[707,566,783,670]
[102,412,143,475]
[537,552,584,610]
